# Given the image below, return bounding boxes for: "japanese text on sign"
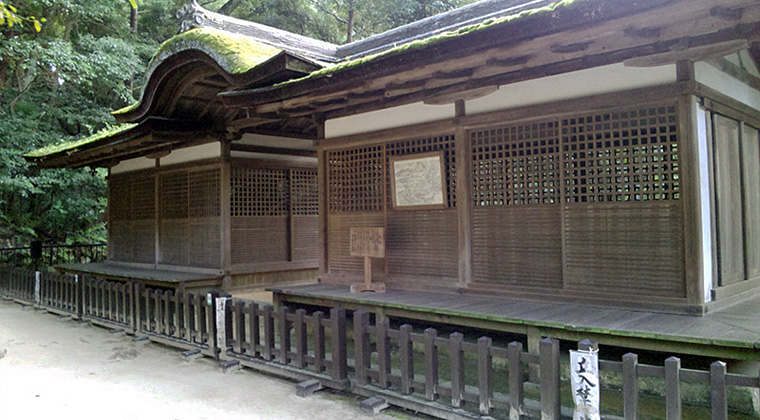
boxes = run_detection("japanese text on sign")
[570,349,600,420]
[350,227,385,258]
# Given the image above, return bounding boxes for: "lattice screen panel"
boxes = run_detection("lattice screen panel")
[292,169,318,216]
[231,167,289,216]
[160,171,189,219]
[386,134,456,207]
[471,122,560,206]
[109,176,131,221]
[189,168,220,218]
[327,145,384,213]
[131,177,155,220]
[563,105,679,203]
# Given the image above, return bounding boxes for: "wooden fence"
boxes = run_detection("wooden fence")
[1,267,758,420]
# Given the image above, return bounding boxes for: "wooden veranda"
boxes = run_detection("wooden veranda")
[269,284,760,361]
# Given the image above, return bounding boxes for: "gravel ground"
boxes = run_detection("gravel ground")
[0,299,401,420]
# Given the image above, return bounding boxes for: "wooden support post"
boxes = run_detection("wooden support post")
[623,353,639,420]
[455,119,473,289]
[313,311,325,373]
[377,320,391,389]
[294,309,307,369]
[527,326,541,382]
[508,341,525,420]
[193,294,202,343]
[220,139,232,290]
[450,332,465,409]
[424,328,439,401]
[399,324,414,395]
[478,336,493,415]
[279,306,291,364]
[329,307,347,383]
[164,290,173,336]
[540,337,560,420]
[353,310,370,386]
[665,356,682,420]
[711,361,728,420]
[206,291,220,357]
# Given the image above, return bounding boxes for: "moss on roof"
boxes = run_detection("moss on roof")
[271,0,580,88]
[113,27,282,117]
[25,123,138,159]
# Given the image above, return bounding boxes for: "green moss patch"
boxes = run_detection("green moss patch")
[272,0,582,88]
[25,123,138,158]
[114,27,283,117]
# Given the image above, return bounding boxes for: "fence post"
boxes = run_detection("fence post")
[665,356,682,420]
[134,282,143,334]
[353,310,370,386]
[329,307,347,384]
[400,324,414,395]
[711,361,728,420]
[206,291,220,358]
[623,353,639,420]
[34,271,41,306]
[478,336,493,415]
[215,294,231,360]
[247,302,260,357]
[313,311,325,373]
[508,341,524,420]
[263,305,274,360]
[234,301,246,355]
[450,332,465,409]
[377,319,391,389]
[294,309,307,369]
[540,337,560,420]
[278,306,291,365]
[424,328,439,401]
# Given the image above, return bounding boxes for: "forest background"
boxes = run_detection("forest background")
[0,0,474,247]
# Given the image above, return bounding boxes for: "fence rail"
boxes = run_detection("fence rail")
[0,243,106,267]
[1,267,758,420]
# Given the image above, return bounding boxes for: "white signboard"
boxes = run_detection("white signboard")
[390,152,447,209]
[570,349,600,420]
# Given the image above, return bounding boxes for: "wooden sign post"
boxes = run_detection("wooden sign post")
[349,227,386,293]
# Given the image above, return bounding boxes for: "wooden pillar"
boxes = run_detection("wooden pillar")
[106,167,113,262]
[679,92,707,307]
[154,158,161,266]
[454,100,473,288]
[220,139,232,290]
[316,114,328,278]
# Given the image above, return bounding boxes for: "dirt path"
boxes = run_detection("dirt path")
[0,300,399,420]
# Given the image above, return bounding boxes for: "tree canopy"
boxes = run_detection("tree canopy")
[0,0,475,247]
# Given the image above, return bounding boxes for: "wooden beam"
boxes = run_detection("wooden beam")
[707,56,760,91]
[624,39,749,67]
[229,143,317,157]
[226,117,279,132]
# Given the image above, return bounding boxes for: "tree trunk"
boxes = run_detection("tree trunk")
[345,1,355,43]
[129,2,138,33]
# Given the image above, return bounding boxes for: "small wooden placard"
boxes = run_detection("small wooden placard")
[349,227,386,293]
[350,227,385,258]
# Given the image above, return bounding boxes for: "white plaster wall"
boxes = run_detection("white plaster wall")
[111,156,156,174]
[325,101,455,139]
[238,133,316,150]
[160,142,221,167]
[230,151,317,164]
[696,102,714,302]
[695,61,760,110]
[466,63,677,115]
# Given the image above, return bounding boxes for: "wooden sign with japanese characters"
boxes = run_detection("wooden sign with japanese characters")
[349,227,386,293]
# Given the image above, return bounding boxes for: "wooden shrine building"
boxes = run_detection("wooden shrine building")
[26,0,760,360]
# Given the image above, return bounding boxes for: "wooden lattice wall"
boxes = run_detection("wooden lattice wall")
[158,167,221,268]
[230,163,318,266]
[109,174,156,264]
[471,104,685,298]
[324,103,689,300]
[326,135,458,284]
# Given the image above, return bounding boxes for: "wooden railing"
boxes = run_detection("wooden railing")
[1,267,758,420]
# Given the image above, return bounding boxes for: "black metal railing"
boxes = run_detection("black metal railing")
[0,243,106,267]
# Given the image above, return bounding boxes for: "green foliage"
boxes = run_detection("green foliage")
[0,0,166,246]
